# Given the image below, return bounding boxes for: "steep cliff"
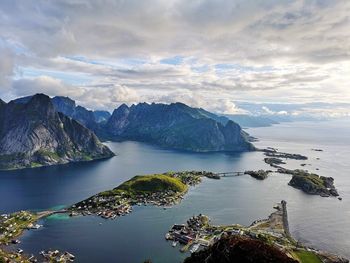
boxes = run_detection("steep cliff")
[0,94,114,170]
[105,102,254,152]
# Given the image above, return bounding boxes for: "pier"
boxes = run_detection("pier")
[281,200,291,239]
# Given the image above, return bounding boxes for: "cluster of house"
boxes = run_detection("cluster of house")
[70,189,182,220]
[0,212,33,243]
[172,171,219,185]
[40,250,75,262]
[133,190,181,206]
[97,204,132,219]
[165,215,220,252]
[165,213,287,254]
[70,196,133,220]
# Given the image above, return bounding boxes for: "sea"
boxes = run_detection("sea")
[0,120,349,262]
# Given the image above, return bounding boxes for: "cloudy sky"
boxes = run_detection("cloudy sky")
[0,0,349,117]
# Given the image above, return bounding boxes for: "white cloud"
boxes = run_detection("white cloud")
[11,76,140,111]
[0,0,350,117]
[0,47,15,91]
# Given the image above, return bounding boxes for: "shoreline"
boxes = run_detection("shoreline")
[166,201,348,263]
[1,170,348,262]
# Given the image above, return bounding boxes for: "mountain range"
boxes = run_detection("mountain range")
[104,102,254,152]
[0,94,256,170]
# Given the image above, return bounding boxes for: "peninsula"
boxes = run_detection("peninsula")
[69,171,217,219]
[168,201,348,263]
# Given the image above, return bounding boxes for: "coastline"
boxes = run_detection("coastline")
[1,171,348,262]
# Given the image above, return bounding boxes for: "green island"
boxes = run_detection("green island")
[277,168,340,197]
[70,171,217,219]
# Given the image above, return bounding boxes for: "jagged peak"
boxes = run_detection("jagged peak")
[53,95,75,102]
[112,103,129,114]
[28,93,52,104]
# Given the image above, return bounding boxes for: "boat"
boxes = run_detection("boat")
[64,251,76,260]
[16,248,24,254]
[172,241,178,247]
[190,244,200,253]
[165,233,171,240]
[11,239,21,244]
[31,224,42,229]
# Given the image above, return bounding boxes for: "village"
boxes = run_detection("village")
[0,211,77,263]
[69,171,216,220]
[165,201,297,254]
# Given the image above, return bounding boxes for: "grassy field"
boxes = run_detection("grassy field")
[117,174,187,193]
[100,174,188,197]
[293,250,322,263]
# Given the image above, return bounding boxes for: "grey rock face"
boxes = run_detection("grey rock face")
[0,94,114,170]
[105,102,255,152]
[51,96,97,130]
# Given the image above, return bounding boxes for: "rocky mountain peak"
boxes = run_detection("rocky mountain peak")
[0,93,114,170]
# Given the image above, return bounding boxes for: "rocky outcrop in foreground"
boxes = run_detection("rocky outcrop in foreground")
[0,94,114,170]
[184,235,298,263]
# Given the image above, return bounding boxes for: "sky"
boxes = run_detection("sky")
[0,0,349,118]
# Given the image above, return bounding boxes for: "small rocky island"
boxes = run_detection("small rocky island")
[244,170,272,180]
[263,149,307,168]
[261,148,340,198]
[285,169,339,197]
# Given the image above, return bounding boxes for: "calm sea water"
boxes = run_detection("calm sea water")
[0,120,349,262]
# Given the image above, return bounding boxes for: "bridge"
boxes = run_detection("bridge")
[214,172,245,177]
[36,209,69,219]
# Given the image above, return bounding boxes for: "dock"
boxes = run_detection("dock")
[281,200,292,239]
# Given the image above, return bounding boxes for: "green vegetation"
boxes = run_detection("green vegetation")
[0,153,26,170]
[296,172,324,188]
[109,174,188,196]
[0,211,38,244]
[30,162,42,168]
[99,174,187,198]
[288,169,338,197]
[292,250,322,263]
[35,149,61,161]
[80,153,93,161]
[0,249,29,263]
